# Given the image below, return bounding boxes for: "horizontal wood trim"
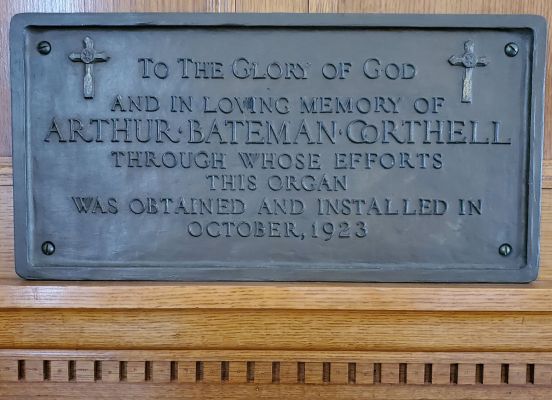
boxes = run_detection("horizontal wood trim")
[0,349,551,364]
[0,351,549,385]
[0,309,551,352]
[1,382,551,400]
[1,280,552,311]
[2,349,551,398]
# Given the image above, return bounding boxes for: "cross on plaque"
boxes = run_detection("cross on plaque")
[69,37,109,99]
[448,40,489,103]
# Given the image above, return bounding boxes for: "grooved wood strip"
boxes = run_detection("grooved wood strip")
[1,357,551,390]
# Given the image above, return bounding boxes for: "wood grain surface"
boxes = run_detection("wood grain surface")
[0,0,551,399]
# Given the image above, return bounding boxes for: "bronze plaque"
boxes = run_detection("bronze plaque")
[10,13,546,281]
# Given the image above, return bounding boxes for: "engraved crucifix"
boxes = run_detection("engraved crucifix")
[448,40,489,103]
[69,37,109,99]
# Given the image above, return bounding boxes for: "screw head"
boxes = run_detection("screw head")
[498,243,512,257]
[41,241,55,256]
[504,42,519,57]
[37,41,51,55]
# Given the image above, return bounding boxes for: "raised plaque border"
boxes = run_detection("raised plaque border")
[10,13,547,282]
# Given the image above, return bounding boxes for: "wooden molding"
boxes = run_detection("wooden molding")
[1,350,552,398]
[2,280,552,311]
[1,350,551,386]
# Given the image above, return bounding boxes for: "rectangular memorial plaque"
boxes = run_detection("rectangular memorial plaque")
[11,13,546,282]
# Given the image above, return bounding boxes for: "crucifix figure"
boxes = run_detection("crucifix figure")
[448,40,489,103]
[69,37,109,99]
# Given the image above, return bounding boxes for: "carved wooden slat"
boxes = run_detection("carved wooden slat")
[330,362,348,384]
[101,361,119,383]
[25,360,43,382]
[75,360,94,382]
[458,364,476,385]
[279,362,297,384]
[1,354,552,394]
[49,360,68,382]
[381,363,400,384]
[508,364,527,385]
[534,364,552,385]
[152,361,171,383]
[126,361,145,383]
[356,363,374,385]
[482,363,501,385]
[432,364,450,385]
[202,361,221,383]
[254,362,272,384]
[0,359,18,382]
[305,362,323,384]
[177,361,196,383]
[407,363,425,385]
[228,361,247,383]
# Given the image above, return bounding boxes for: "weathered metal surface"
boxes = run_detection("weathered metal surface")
[10,13,546,281]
